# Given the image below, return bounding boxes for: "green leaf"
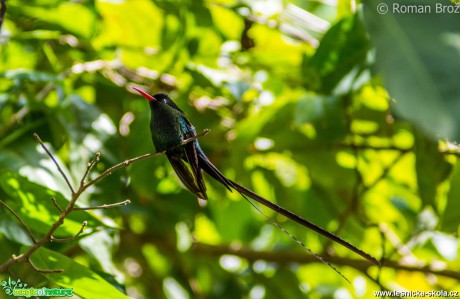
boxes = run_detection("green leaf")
[414,131,453,207]
[0,173,107,237]
[79,231,121,278]
[211,197,255,243]
[303,14,370,93]
[442,162,460,232]
[363,0,460,141]
[28,246,130,299]
[95,0,162,46]
[0,139,75,197]
[0,234,20,265]
[191,1,213,27]
[295,94,347,143]
[0,69,59,83]
[0,217,34,246]
[19,2,97,38]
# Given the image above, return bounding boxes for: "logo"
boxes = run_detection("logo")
[1,277,73,297]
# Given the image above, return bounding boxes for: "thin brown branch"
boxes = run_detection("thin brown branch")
[50,197,63,213]
[337,143,412,152]
[122,231,460,281]
[79,152,101,188]
[363,272,391,293]
[337,142,460,157]
[0,200,37,244]
[73,199,131,211]
[28,258,63,274]
[324,96,364,249]
[0,130,210,274]
[33,133,76,195]
[190,242,460,280]
[51,221,87,243]
[361,152,407,192]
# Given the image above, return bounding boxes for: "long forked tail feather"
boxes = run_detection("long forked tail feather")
[197,151,380,280]
[229,179,380,266]
[240,191,351,283]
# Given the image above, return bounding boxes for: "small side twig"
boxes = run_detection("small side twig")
[0,200,37,244]
[79,152,101,188]
[28,258,63,274]
[33,133,76,195]
[50,197,63,213]
[73,199,131,211]
[51,221,87,243]
[0,129,210,274]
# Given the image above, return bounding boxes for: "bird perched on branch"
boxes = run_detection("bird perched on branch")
[133,87,379,266]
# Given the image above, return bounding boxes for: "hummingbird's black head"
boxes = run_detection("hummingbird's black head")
[152,93,183,112]
[133,88,184,114]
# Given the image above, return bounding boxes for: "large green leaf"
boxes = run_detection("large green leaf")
[363,0,460,141]
[0,173,109,238]
[16,2,97,38]
[28,246,130,299]
[0,139,76,197]
[79,230,121,278]
[303,14,370,93]
[0,217,34,246]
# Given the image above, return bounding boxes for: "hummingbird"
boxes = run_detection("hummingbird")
[133,87,379,266]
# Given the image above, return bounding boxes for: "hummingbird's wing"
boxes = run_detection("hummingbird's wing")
[167,152,207,199]
[170,116,208,199]
[182,141,207,199]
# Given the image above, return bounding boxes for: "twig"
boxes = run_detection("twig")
[363,272,390,293]
[360,152,407,192]
[50,197,63,213]
[123,233,460,281]
[28,258,63,274]
[51,221,87,243]
[192,243,460,280]
[73,199,131,211]
[7,268,17,280]
[79,152,101,188]
[336,142,460,157]
[336,143,412,152]
[0,129,209,274]
[0,200,37,244]
[33,133,76,195]
[324,95,364,250]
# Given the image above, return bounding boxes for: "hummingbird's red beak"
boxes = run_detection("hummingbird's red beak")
[133,87,156,101]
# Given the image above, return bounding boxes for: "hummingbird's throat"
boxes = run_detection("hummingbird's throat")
[133,87,156,101]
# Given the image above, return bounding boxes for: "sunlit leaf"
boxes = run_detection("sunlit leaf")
[28,247,130,299]
[303,14,370,93]
[0,173,108,237]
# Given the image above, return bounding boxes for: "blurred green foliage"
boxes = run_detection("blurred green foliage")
[1,0,459,298]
